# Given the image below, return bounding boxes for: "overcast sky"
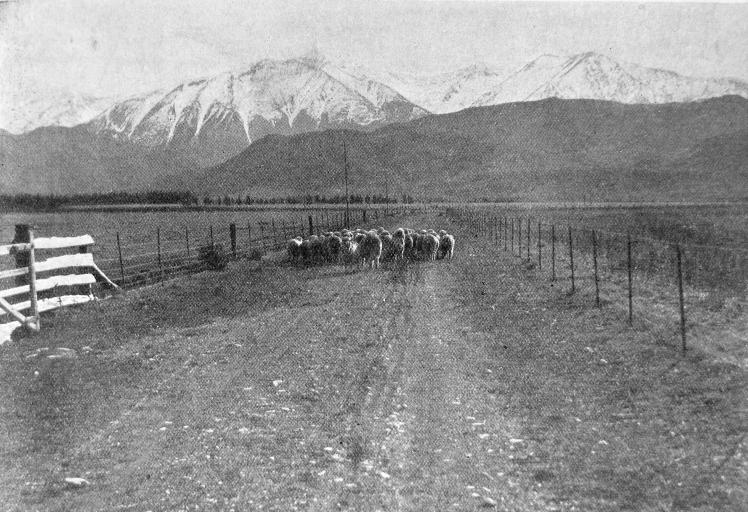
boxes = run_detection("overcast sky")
[1,0,747,101]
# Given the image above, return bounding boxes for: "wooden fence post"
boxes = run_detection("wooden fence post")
[537,221,542,270]
[627,234,633,324]
[518,217,522,257]
[551,224,556,281]
[26,226,39,331]
[511,218,514,254]
[247,223,252,255]
[592,230,600,307]
[157,227,163,283]
[11,224,31,287]
[230,223,237,259]
[676,244,687,351]
[185,227,190,259]
[504,217,508,251]
[526,218,530,261]
[116,232,125,285]
[568,226,575,293]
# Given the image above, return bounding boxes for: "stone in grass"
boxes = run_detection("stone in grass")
[481,496,498,507]
[64,477,90,488]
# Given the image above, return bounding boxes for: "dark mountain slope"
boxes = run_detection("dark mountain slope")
[201,96,748,201]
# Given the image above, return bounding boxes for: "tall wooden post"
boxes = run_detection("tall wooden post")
[518,218,522,257]
[676,244,687,351]
[537,221,542,270]
[568,226,575,293]
[511,218,514,254]
[551,224,556,281]
[11,224,31,287]
[185,227,191,259]
[343,141,350,230]
[116,232,125,285]
[247,223,252,254]
[526,218,531,261]
[230,223,237,259]
[627,234,633,324]
[157,227,163,283]
[504,217,508,251]
[592,230,600,307]
[26,226,39,331]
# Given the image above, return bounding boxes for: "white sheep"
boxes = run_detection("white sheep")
[357,231,383,268]
[438,234,455,260]
[286,237,303,263]
[421,233,439,261]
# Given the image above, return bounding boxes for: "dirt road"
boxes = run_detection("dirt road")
[0,215,745,511]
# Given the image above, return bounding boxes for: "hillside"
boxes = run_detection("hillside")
[0,126,198,195]
[201,96,748,202]
[2,96,746,200]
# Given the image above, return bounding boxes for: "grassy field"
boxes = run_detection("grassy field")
[0,210,745,510]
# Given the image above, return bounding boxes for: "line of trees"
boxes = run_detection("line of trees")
[205,193,417,205]
[0,191,199,211]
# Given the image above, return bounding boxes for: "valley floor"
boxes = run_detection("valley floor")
[0,213,745,511]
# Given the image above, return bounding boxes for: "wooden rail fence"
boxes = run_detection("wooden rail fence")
[1,224,117,344]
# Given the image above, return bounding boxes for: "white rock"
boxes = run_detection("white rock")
[64,477,90,487]
[481,496,498,507]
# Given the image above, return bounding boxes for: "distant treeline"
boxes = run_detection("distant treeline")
[204,193,415,205]
[1,192,515,212]
[0,191,199,211]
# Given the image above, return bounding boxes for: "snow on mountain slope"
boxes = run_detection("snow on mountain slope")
[367,63,507,114]
[5,51,747,137]
[475,52,748,106]
[90,54,427,150]
[0,89,115,134]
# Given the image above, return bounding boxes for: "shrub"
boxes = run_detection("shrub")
[198,243,228,270]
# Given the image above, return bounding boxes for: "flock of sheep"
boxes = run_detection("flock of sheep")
[286,227,456,268]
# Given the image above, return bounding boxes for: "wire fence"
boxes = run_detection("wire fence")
[448,207,748,352]
[0,206,427,291]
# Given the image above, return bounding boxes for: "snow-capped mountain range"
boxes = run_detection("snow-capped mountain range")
[89,53,426,153]
[370,52,748,114]
[2,51,748,141]
[0,89,116,134]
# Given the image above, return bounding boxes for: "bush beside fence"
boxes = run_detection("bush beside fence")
[86,206,426,289]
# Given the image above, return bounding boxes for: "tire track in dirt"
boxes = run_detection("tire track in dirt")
[333,255,549,510]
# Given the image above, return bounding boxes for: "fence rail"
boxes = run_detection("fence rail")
[0,226,118,343]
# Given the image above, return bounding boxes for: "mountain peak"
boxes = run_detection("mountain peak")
[298,45,328,68]
[88,53,427,164]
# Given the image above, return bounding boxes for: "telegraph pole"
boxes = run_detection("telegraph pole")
[343,140,350,229]
[385,178,389,216]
